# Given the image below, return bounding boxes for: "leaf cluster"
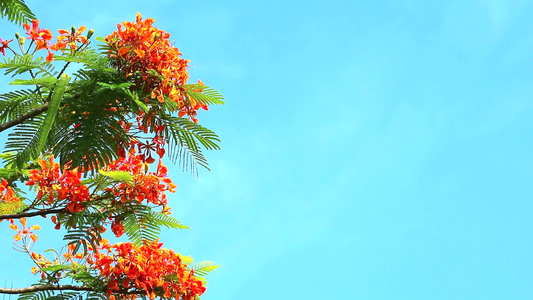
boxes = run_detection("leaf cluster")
[0,0,35,26]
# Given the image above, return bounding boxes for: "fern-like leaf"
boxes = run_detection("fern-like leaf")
[191,261,220,277]
[0,55,57,77]
[182,84,225,106]
[3,114,45,168]
[162,116,220,175]
[122,206,188,246]
[0,89,45,124]
[0,0,35,26]
[17,288,53,300]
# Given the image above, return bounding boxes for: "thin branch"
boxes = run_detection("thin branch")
[0,208,63,220]
[0,285,142,296]
[0,103,48,132]
[0,285,93,294]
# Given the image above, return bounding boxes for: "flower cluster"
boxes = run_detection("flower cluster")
[90,240,206,300]
[23,19,54,61]
[26,156,90,213]
[105,13,208,122]
[105,154,176,210]
[0,178,22,206]
[12,19,91,61]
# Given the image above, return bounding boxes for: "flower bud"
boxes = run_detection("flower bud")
[87,29,94,39]
[71,26,76,34]
[15,32,20,39]
[19,37,25,45]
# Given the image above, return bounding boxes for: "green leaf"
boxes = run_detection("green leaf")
[98,170,133,183]
[179,255,194,265]
[36,73,70,155]
[192,261,220,276]
[41,264,72,272]
[0,0,35,26]
[10,76,58,88]
[182,84,225,106]
[0,54,56,77]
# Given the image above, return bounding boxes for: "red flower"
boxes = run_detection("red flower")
[90,240,206,299]
[111,219,124,237]
[23,19,55,61]
[0,38,13,56]
[26,156,90,212]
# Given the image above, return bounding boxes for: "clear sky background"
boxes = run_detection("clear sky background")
[1,0,533,299]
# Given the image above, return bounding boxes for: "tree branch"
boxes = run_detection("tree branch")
[0,208,63,220]
[0,103,49,132]
[0,285,93,294]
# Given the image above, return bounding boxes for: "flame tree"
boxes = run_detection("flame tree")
[0,2,223,300]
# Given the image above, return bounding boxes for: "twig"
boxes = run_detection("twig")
[0,208,63,221]
[0,285,93,294]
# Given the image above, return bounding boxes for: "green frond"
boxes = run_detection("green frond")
[0,54,57,77]
[0,89,43,125]
[85,292,107,300]
[10,76,58,88]
[168,140,210,176]
[182,84,225,106]
[3,114,44,168]
[45,291,84,300]
[122,206,188,246]
[0,0,35,26]
[54,49,109,69]
[17,288,53,300]
[191,261,220,277]
[122,205,161,246]
[51,74,134,172]
[0,199,26,215]
[149,211,189,230]
[162,116,221,175]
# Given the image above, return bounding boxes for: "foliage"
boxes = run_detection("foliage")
[0,0,35,26]
[0,9,222,300]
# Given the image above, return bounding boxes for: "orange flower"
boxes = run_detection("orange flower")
[90,241,206,299]
[23,19,55,61]
[9,218,40,242]
[26,156,90,213]
[105,13,190,106]
[51,26,87,51]
[111,219,124,237]
[0,178,22,206]
[104,153,176,208]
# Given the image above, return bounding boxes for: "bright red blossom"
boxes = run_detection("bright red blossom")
[26,156,90,213]
[0,178,22,205]
[104,154,176,211]
[0,38,13,56]
[90,240,206,300]
[105,13,208,123]
[23,19,54,61]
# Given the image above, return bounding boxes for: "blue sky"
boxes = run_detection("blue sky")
[1,0,533,299]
